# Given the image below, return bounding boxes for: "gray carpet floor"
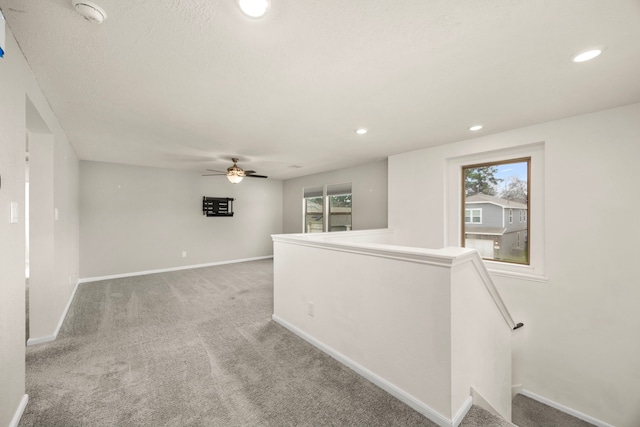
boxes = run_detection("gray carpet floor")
[21,260,440,426]
[19,259,592,427]
[512,394,594,427]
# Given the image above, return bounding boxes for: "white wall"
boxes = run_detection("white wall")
[272,233,513,425]
[282,159,388,233]
[0,29,80,425]
[451,260,512,421]
[79,161,283,278]
[388,103,640,427]
[272,238,454,421]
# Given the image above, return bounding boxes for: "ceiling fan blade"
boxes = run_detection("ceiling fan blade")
[243,170,256,174]
[245,174,268,179]
[206,169,227,173]
[202,173,226,176]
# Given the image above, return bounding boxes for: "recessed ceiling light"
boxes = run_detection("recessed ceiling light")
[469,125,483,131]
[238,0,270,18]
[572,48,603,63]
[355,128,368,135]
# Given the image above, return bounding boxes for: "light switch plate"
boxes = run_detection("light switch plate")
[10,202,18,223]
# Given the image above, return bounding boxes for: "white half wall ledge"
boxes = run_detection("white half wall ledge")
[272,315,471,427]
[9,395,28,427]
[272,231,478,269]
[78,255,273,284]
[272,230,518,330]
[520,389,616,427]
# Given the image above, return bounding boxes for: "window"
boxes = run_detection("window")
[462,158,530,265]
[303,183,352,233]
[304,186,324,233]
[465,208,482,224]
[328,192,352,231]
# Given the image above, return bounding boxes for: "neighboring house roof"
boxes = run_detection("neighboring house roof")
[465,227,507,236]
[465,194,527,209]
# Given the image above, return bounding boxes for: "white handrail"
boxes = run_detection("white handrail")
[466,251,520,330]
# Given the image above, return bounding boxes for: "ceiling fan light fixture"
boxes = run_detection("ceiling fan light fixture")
[226,158,246,183]
[203,158,267,182]
[227,173,244,184]
[237,0,270,18]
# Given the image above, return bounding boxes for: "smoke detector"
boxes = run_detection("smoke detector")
[72,1,107,23]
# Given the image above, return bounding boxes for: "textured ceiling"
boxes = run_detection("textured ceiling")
[2,0,640,179]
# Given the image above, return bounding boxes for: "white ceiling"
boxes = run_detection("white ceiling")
[2,0,640,179]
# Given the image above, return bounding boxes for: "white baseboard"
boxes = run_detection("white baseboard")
[520,389,615,427]
[511,384,523,399]
[26,334,56,346]
[272,314,459,427]
[27,279,81,346]
[54,279,80,337]
[471,387,505,421]
[79,256,273,284]
[452,396,473,427]
[9,394,28,427]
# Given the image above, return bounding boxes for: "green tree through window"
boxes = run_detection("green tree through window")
[465,166,502,196]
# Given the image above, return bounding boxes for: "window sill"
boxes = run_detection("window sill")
[487,266,549,283]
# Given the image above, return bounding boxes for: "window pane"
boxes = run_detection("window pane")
[462,159,529,265]
[328,193,352,231]
[306,196,323,212]
[466,208,482,224]
[305,196,324,233]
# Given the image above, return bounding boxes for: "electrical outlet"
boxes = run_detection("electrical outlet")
[182,251,187,258]
[307,302,314,317]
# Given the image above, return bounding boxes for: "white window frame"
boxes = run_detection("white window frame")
[303,195,324,233]
[465,208,482,224]
[303,183,352,233]
[446,142,547,282]
[327,192,353,231]
[509,209,513,224]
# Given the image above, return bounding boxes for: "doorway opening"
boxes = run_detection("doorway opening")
[25,95,52,344]
[25,136,29,342]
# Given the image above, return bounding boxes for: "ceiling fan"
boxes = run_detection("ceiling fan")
[202,158,268,184]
